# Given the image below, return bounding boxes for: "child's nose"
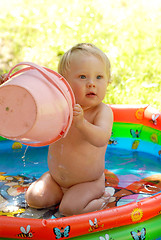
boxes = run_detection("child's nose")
[87,79,96,88]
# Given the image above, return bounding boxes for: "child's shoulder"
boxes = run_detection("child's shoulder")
[96,103,113,120]
[99,102,113,113]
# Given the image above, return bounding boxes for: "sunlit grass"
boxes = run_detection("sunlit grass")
[0,0,161,109]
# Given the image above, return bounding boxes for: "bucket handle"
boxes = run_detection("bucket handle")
[7,62,75,138]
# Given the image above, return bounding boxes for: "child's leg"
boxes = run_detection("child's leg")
[25,171,63,208]
[59,173,111,216]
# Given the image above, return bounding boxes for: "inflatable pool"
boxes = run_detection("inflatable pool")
[0,104,161,240]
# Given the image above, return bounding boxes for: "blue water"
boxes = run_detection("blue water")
[0,141,49,178]
[0,139,161,220]
[105,146,161,188]
[1,140,161,188]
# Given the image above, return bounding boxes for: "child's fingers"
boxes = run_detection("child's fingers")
[0,73,8,84]
[73,109,81,116]
[73,104,81,110]
[73,104,82,115]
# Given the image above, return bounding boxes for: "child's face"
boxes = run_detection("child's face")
[64,52,109,109]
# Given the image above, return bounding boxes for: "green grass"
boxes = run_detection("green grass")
[0,0,161,109]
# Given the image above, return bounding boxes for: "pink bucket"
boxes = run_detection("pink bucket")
[0,62,75,146]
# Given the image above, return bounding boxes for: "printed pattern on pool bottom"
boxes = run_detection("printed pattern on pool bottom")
[0,170,161,219]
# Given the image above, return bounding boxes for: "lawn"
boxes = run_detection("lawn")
[0,0,161,109]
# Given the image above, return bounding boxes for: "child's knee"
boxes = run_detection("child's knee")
[25,181,50,208]
[59,200,79,216]
[25,188,45,209]
[59,202,72,216]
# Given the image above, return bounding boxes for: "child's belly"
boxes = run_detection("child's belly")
[48,140,106,188]
[48,154,104,188]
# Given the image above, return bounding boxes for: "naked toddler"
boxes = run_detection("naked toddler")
[25,43,113,216]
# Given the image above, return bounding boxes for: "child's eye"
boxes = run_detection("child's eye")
[80,75,86,79]
[97,75,103,79]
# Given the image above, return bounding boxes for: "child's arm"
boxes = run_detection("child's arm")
[73,104,113,147]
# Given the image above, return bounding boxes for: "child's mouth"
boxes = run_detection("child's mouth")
[86,92,96,97]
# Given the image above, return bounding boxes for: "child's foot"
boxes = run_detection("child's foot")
[101,187,115,209]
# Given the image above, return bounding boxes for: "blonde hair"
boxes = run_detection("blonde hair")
[58,43,111,82]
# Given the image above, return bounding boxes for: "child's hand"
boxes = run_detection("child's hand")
[0,73,8,85]
[73,104,84,127]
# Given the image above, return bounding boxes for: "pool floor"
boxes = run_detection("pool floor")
[0,140,161,219]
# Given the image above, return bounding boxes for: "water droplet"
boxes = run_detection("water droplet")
[22,146,28,167]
